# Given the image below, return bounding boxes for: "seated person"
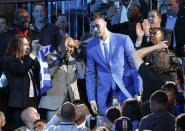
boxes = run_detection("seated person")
[139,90,175,131]
[15,107,40,131]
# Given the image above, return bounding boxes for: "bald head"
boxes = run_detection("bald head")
[60,102,76,122]
[21,107,40,124]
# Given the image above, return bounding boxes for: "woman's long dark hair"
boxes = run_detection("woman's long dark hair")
[6,34,30,58]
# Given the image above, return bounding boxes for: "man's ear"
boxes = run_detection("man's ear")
[104,21,107,27]
[2,120,5,127]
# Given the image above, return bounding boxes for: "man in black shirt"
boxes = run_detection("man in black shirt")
[139,90,175,131]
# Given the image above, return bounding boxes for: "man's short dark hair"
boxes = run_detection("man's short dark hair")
[150,90,168,105]
[176,113,185,130]
[122,99,142,121]
[162,83,178,96]
[106,107,121,123]
[91,13,104,21]
[60,102,76,121]
[14,8,28,21]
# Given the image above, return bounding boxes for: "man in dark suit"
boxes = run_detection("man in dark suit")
[161,0,185,57]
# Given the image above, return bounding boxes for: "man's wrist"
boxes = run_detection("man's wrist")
[135,40,142,47]
[154,44,160,50]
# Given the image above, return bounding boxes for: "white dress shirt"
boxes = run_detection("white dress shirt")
[100,32,111,59]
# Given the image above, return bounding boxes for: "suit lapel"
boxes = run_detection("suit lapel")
[95,33,116,64]
[110,33,116,60]
[95,38,107,64]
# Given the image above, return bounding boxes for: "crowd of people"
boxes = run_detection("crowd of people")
[0,0,185,131]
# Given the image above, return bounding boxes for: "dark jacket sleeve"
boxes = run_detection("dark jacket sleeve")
[3,55,35,75]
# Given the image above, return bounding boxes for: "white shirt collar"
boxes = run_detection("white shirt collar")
[76,120,87,128]
[100,32,110,45]
[26,127,34,131]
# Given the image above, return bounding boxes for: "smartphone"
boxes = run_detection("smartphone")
[90,116,96,129]
[114,0,120,8]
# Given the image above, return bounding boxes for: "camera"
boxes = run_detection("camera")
[169,55,182,72]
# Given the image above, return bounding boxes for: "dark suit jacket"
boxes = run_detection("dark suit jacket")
[161,7,185,57]
[3,55,40,108]
[109,22,137,44]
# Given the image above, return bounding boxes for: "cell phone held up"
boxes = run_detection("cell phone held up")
[90,116,96,129]
[114,0,120,8]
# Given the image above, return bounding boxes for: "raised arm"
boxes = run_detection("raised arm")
[133,42,168,70]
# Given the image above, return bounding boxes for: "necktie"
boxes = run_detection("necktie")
[103,43,116,90]
[103,43,110,65]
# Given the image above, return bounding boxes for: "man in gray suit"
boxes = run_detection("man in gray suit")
[39,37,85,120]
